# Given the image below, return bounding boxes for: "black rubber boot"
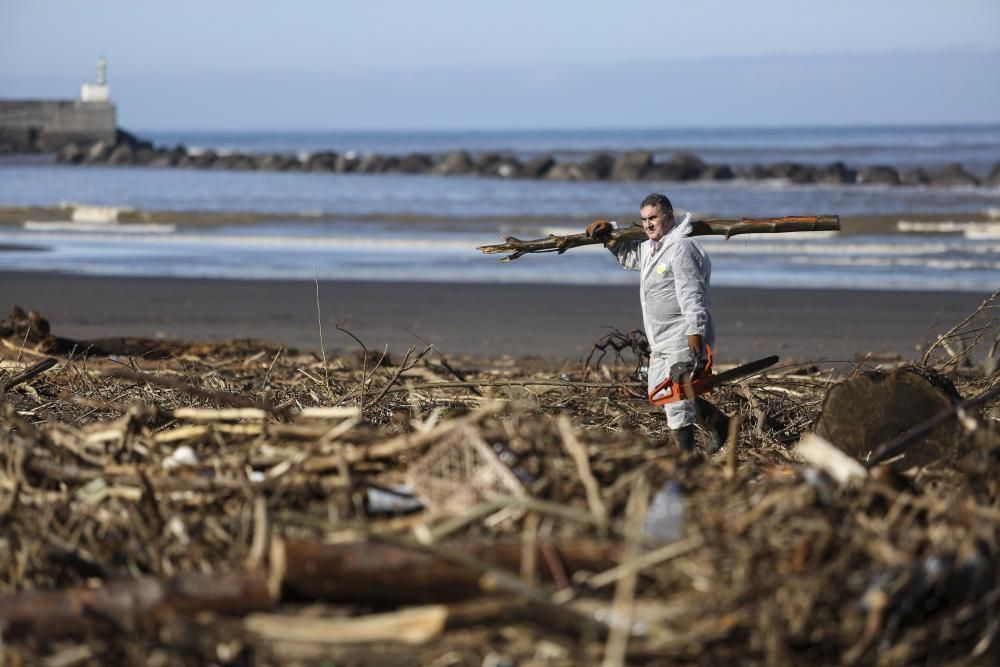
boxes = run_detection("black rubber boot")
[670,424,696,452]
[696,397,730,454]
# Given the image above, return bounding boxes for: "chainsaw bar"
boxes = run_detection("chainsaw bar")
[706,355,779,388]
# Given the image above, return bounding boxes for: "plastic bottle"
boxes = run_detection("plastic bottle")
[364,484,424,515]
[642,480,685,543]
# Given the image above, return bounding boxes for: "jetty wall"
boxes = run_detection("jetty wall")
[0,100,116,151]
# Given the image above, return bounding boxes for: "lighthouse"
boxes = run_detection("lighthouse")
[81,57,111,103]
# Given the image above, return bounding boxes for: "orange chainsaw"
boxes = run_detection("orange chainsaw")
[648,346,779,406]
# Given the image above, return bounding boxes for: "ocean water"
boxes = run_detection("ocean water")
[1,125,999,292]
[1,218,997,292]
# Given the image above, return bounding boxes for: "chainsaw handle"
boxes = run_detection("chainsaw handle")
[647,345,714,406]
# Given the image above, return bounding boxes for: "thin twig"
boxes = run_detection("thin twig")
[558,415,609,532]
[0,358,58,399]
[314,271,331,395]
[368,345,435,407]
[601,473,648,667]
[921,288,1000,366]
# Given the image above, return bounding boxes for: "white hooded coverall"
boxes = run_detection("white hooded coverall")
[610,213,715,429]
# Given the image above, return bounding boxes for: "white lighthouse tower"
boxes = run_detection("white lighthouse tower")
[81,57,110,103]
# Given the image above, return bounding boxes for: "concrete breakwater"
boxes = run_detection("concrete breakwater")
[0,101,116,151]
[14,128,1000,188]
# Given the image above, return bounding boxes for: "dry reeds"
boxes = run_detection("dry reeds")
[0,308,997,666]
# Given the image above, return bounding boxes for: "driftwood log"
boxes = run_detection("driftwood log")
[0,539,619,639]
[814,367,963,469]
[283,538,617,604]
[478,215,840,262]
[0,571,275,639]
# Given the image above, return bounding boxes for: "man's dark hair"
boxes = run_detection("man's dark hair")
[640,193,673,214]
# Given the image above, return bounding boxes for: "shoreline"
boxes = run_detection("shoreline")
[1,271,986,364]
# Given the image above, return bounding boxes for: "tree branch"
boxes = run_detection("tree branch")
[477,215,841,262]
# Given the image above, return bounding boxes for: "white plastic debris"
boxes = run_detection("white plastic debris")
[163,445,199,470]
[643,480,685,544]
[166,516,190,546]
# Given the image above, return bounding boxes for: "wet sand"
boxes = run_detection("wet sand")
[0,271,986,364]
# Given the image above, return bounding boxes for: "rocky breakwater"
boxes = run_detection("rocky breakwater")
[42,130,1000,188]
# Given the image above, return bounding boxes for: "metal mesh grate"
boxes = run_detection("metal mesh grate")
[406,425,525,518]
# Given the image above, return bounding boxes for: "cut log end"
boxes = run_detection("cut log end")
[814,366,963,470]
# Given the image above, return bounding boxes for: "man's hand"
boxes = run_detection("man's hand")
[687,334,706,377]
[585,219,618,249]
[585,219,614,241]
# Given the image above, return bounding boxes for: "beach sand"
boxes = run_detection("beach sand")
[1,271,985,364]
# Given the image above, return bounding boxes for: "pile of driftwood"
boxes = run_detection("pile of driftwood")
[0,294,998,666]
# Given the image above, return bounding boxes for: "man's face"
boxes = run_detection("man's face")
[640,204,674,242]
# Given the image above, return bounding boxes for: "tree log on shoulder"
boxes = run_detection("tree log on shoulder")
[477,215,840,262]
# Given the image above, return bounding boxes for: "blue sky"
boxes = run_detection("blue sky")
[2,0,999,129]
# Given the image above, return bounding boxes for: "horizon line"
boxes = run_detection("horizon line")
[130,121,1000,134]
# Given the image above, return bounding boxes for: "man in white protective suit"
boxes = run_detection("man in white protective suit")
[585,193,730,453]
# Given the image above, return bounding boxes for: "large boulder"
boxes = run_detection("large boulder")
[767,161,815,184]
[114,128,141,148]
[544,162,587,181]
[740,164,769,180]
[189,150,218,169]
[643,163,678,181]
[432,150,475,176]
[133,145,157,165]
[208,153,232,169]
[228,154,257,170]
[818,162,857,185]
[335,152,361,173]
[814,366,963,470]
[306,151,338,172]
[106,143,135,165]
[610,150,653,180]
[491,158,523,179]
[700,164,735,181]
[988,162,1000,187]
[521,154,555,179]
[857,165,901,186]
[900,168,931,186]
[474,152,504,176]
[670,151,707,177]
[56,142,86,164]
[147,149,177,168]
[927,163,979,187]
[646,152,706,181]
[579,152,615,180]
[397,152,434,174]
[256,153,299,171]
[167,145,188,165]
[475,154,522,178]
[356,153,394,174]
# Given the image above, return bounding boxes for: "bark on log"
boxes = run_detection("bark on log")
[0,539,619,638]
[282,538,619,604]
[0,571,274,639]
[477,215,841,262]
